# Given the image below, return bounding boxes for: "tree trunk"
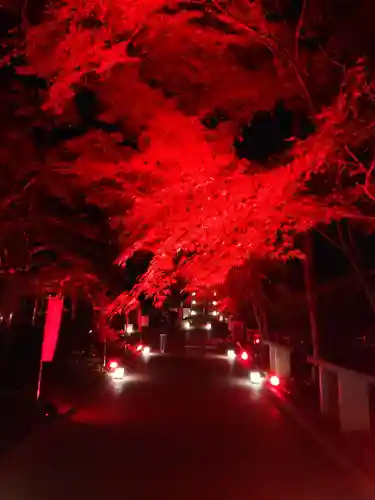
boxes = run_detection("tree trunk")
[71,296,77,321]
[338,221,375,314]
[252,301,269,341]
[32,297,39,325]
[303,232,319,358]
[125,312,129,333]
[253,303,261,332]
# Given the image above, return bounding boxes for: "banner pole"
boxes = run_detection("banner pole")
[36,359,43,400]
[103,337,107,368]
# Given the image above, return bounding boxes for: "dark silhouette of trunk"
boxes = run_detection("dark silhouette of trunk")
[303,232,319,358]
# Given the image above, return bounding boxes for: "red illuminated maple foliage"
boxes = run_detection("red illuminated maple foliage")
[3,0,375,310]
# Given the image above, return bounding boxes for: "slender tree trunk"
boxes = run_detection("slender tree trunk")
[256,271,269,341]
[253,303,261,332]
[71,296,77,321]
[32,297,39,325]
[253,301,269,341]
[260,295,269,341]
[338,221,375,314]
[125,312,129,333]
[303,232,319,358]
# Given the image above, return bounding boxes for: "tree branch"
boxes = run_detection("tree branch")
[295,0,307,62]
[364,158,375,203]
[209,0,315,114]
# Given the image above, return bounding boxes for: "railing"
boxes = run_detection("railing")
[264,340,375,432]
[308,357,375,433]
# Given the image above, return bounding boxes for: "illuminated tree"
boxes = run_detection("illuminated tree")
[2,0,375,313]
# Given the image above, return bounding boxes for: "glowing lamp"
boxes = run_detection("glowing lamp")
[249,371,263,384]
[227,349,236,361]
[269,375,280,387]
[112,367,125,379]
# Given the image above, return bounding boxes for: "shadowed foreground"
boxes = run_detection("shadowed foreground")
[0,354,371,500]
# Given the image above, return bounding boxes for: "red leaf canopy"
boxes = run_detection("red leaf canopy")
[5,0,375,310]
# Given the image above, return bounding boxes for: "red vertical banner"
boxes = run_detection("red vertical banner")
[41,296,63,362]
